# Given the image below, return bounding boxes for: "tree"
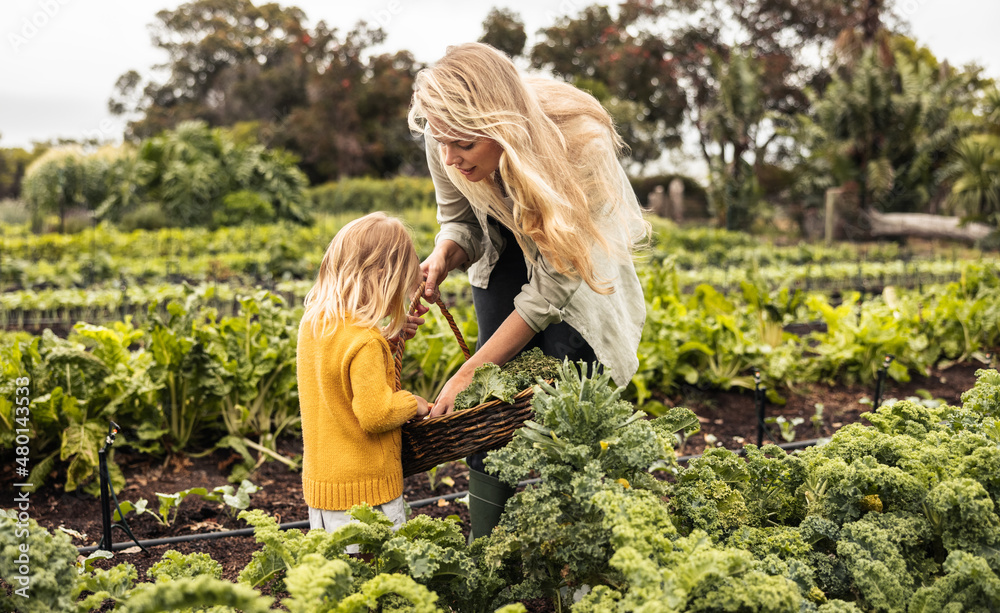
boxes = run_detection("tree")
[940,88,1000,227]
[661,0,885,206]
[110,0,313,140]
[480,7,527,58]
[791,39,985,218]
[700,51,767,229]
[529,1,687,164]
[276,25,421,181]
[21,147,109,232]
[109,0,421,182]
[525,1,891,179]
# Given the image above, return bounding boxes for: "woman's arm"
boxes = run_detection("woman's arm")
[429,310,535,416]
[429,240,585,415]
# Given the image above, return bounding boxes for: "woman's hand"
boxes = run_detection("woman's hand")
[429,366,474,417]
[421,239,468,303]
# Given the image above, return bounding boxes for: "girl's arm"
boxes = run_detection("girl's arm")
[430,311,535,416]
[350,340,419,433]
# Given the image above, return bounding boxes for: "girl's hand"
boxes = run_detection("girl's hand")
[400,311,426,341]
[414,395,430,417]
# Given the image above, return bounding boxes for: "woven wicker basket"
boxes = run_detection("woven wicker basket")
[401,386,537,477]
[394,285,540,477]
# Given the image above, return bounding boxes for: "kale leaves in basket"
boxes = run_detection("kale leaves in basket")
[453,348,562,411]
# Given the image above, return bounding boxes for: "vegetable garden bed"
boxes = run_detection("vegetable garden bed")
[6,361,985,612]
[4,215,998,611]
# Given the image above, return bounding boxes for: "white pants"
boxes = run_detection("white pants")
[308,496,407,554]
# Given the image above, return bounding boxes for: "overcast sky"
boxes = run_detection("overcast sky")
[1,0,997,153]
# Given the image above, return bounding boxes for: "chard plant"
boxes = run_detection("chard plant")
[114,480,260,527]
[145,296,229,453]
[0,320,161,493]
[212,292,300,476]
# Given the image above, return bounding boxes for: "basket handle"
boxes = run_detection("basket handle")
[393,281,471,392]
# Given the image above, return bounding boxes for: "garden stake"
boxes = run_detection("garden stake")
[873,354,895,410]
[754,368,770,447]
[118,275,129,321]
[96,420,148,555]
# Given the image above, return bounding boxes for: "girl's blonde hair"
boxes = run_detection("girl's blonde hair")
[303,212,420,339]
[408,42,649,294]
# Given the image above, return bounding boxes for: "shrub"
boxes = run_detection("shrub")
[119,202,171,231]
[308,176,435,214]
[213,190,276,228]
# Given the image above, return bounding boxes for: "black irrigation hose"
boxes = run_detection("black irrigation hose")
[76,477,547,555]
[78,526,267,554]
[77,438,830,555]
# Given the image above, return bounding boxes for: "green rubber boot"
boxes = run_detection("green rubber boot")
[467,468,515,542]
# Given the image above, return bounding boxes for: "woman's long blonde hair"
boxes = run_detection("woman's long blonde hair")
[302,212,420,339]
[408,42,649,294]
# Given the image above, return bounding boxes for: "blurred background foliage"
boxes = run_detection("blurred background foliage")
[0,0,997,236]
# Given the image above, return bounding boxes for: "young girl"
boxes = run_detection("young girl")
[297,212,430,538]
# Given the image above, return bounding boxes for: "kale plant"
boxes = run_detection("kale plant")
[502,347,563,390]
[239,506,479,611]
[474,361,698,610]
[454,348,562,411]
[454,363,516,411]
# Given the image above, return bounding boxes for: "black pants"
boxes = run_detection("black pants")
[467,221,597,472]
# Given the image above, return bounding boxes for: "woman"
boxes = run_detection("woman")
[408,42,648,537]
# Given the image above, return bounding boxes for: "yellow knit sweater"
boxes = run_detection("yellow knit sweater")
[297,318,417,510]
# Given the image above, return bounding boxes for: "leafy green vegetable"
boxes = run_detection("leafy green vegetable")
[0,512,80,613]
[908,551,1000,612]
[147,550,222,583]
[76,562,138,611]
[239,506,475,611]
[475,361,699,607]
[575,491,804,613]
[119,575,273,613]
[453,348,562,411]
[923,478,1000,565]
[455,364,516,411]
[501,347,562,390]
